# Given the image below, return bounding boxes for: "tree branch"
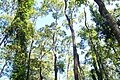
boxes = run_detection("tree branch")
[94,0,120,45]
[26,39,34,80]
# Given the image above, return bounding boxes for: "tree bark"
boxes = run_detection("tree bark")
[53,13,58,80]
[26,40,34,80]
[64,0,85,80]
[94,0,120,45]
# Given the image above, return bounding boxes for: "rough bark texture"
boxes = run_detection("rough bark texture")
[94,0,120,45]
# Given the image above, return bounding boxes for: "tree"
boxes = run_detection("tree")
[64,0,85,80]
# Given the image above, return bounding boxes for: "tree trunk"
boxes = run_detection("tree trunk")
[84,8,103,80]
[64,3,79,79]
[26,40,33,80]
[54,54,57,80]
[67,57,70,80]
[94,0,120,45]
[93,57,102,80]
[39,64,43,80]
[64,0,85,80]
[53,14,58,80]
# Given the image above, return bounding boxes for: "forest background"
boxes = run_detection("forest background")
[0,0,120,80]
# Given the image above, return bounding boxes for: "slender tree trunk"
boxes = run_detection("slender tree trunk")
[84,8,103,80]
[53,14,58,80]
[94,0,120,45]
[64,0,85,80]
[54,54,57,80]
[67,57,70,80]
[39,62,43,80]
[64,1,78,79]
[39,45,46,80]
[26,40,34,80]
[93,58,100,79]
[77,54,85,80]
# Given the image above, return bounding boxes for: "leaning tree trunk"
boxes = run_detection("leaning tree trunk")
[64,0,78,79]
[94,0,120,45]
[84,8,104,80]
[64,0,85,80]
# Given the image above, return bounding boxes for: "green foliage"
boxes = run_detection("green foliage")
[75,0,87,6]
[57,60,65,73]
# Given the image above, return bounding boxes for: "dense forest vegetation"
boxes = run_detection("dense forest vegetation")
[0,0,120,80]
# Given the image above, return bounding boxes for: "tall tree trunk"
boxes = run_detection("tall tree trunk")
[53,14,58,80]
[94,0,120,45]
[84,8,104,80]
[64,1,78,79]
[54,54,57,80]
[64,0,85,80]
[26,40,34,80]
